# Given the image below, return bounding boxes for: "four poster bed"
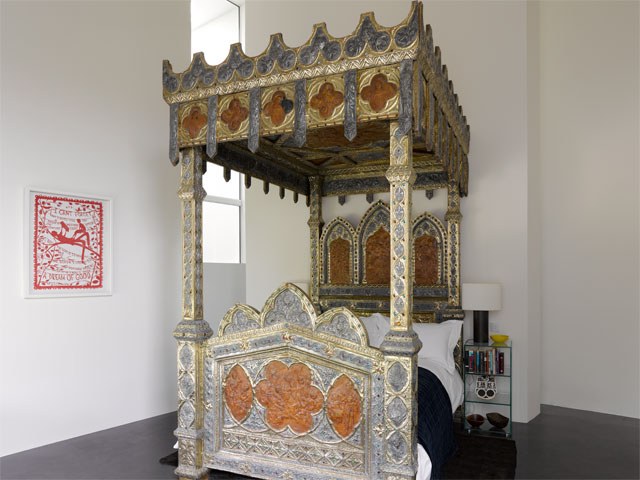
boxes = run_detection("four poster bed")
[163,3,470,479]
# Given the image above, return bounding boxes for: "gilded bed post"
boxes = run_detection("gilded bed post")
[380,121,421,480]
[174,147,212,480]
[308,175,323,306]
[445,180,462,308]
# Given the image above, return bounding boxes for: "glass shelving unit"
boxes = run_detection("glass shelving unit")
[462,340,512,437]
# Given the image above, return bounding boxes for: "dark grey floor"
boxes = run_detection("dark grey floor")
[512,405,639,479]
[1,405,638,480]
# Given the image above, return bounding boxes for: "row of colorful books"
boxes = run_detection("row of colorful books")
[465,348,505,374]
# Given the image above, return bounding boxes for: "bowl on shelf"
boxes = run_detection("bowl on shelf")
[466,414,485,428]
[487,412,509,429]
[490,334,509,345]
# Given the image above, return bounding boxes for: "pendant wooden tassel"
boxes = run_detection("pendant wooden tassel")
[223,167,231,182]
[279,187,285,199]
[293,192,299,203]
[245,175,251,188]
[263,181,269,194]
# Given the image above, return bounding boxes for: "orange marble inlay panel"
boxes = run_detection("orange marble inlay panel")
[329,238,350,285]
[224,365,253,423]
[263,90,293,127]
[415,235,438,285]
[221,98,249,132]
[360,73,398,113]
[182,106,207,138]
[327,375,361,438]
[366,227,390,285]
[310,82,344,120]
[255,361,323,434]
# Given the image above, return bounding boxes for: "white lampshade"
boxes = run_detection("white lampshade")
[462,283,502,311]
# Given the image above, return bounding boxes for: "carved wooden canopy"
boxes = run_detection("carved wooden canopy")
[163,2,470,198]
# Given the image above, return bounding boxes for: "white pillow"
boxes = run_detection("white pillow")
[359,313,388,348]
[413,320,463,373]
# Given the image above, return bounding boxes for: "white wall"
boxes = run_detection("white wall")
[245,187,310,308]
[204,263,246,334]
[243,0,538,422]
[539,1,639,418]
[0,0,191,455]
[526,0,543,424]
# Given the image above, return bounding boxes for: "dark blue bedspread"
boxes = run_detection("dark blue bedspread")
[417,366,457,480]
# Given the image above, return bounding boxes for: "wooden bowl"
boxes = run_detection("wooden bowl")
[487,412,509,429]
[466,414,485,428]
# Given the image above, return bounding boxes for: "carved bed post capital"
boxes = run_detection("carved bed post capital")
[445,180,462,307]
[174,147,212,480]
[308,175,323,306]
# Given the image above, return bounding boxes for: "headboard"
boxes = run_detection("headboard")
[318,201,448,321]
[317,201,463,373]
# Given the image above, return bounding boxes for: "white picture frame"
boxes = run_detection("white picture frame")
[25,188,112,298]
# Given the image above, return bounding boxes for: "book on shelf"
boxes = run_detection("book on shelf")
[464,347,506,375]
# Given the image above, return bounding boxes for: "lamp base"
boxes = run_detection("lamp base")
[473,311,489,344]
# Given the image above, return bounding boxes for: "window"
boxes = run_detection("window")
[202,165,243,263]
[191,0,240,65]
[191,0,243,263]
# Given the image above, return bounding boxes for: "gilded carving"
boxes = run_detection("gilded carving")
[178,101,208,147]
[254,360,323,434]
[307,75,345,128]
[320,217,355,285]
[183,106,207,138]
[162,1,471,169]
[327,375,362,438]
[224,365,253,423]
[263,90,293,126]
[316,308,366,345]
[329,238,351,284]
[357,201,390,284]
[308,177,323,304]
[217,93,250,141]
[162,3,473,479]
[361,73,397,112]
[446,181,462,306]
[310,82,344,118]
[261,84,295,134]
[387,122,414,330]
[174,149,211,480]
[221,98,248,132]
[356,67,400,124]
[365,227,390,285]
[414,234,438,285]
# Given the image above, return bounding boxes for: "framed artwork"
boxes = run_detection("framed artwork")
[25,188,112,297]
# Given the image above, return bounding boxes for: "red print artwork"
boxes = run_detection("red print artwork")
[33,195,103,290]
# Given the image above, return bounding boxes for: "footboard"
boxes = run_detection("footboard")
[203,284,390,479]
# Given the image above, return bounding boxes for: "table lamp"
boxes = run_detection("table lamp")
[462,283,502,344]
